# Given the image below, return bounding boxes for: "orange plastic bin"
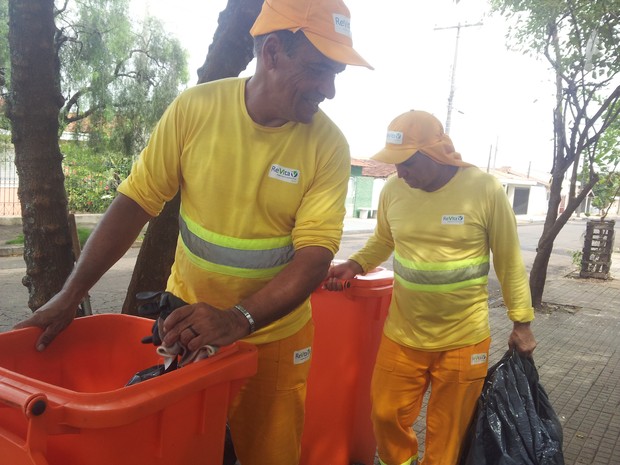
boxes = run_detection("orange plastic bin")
[301,266,394,465]
[0,313,257,465]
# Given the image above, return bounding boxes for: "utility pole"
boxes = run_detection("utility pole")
[486,145,493,173]
[434,21,482,134]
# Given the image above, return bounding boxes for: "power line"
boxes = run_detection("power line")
[434,21,483,134]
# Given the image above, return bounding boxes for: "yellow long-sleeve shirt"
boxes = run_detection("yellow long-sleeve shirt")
[350,167,534,351]
[118,78,350,344]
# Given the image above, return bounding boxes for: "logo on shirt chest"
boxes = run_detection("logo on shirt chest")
[442,214,465,225]
[269,164,300,184]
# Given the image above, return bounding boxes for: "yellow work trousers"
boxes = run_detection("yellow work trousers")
[227,320,314,465]
[371,335,491,465]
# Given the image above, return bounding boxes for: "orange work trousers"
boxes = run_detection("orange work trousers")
[371,335,491,465]
[228,320,314,465]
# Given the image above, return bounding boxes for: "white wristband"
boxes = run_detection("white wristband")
[234,304,256,334]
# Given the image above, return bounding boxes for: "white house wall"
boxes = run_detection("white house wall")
[527,186,548,216]
[505,184,548,218]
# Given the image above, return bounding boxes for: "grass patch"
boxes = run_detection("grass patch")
[5,235,24,245]
[5,227,92,248]
[76,227,92,247]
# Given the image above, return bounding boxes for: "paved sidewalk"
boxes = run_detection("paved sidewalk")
[0,218,619,464]
[489,277,620,465]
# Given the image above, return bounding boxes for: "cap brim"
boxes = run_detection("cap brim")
[371,147,416,165]
[302,31,374,69]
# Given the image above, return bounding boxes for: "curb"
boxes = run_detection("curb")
[0,214,103,227]
[0,241,143,258]
[0,245,24,257]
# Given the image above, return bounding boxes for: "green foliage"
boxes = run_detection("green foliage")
[592,119,620,215]
[592,171,620,217]
[570,249,583,268]
[4,234,22,245]
[61,141,133,213]
[55,0,189,156]
[489,0,620,74]
[0,0,188,209]
[579,120,620,218]
[76,226,92,246]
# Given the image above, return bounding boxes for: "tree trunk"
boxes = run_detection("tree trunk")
[195,0,262,84]
[121,193,181,315]
[122,0,263,315]
[7,0,73,311]
[529,171,598,307]
[529,240,552,309]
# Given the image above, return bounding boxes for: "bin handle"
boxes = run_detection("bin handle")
[318,279,351,291]
[318,278,394,300]
[0,380,48,418]
[318,279,364,301]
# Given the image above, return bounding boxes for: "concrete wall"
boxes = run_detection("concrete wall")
[353,176,374,218]
[0,214,103,227]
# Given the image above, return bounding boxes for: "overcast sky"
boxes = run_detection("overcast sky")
[131,0,557,175]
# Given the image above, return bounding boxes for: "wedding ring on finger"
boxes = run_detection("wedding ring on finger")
[186,324,199,338]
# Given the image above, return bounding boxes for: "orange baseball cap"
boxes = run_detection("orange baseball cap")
[250,0,373,69]
[372,110,473,167]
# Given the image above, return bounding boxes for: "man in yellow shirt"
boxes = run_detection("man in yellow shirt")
[15,0,371,463]
[325,110,537,465]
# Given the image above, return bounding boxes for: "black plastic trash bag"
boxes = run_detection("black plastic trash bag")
[459,350,564,465]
